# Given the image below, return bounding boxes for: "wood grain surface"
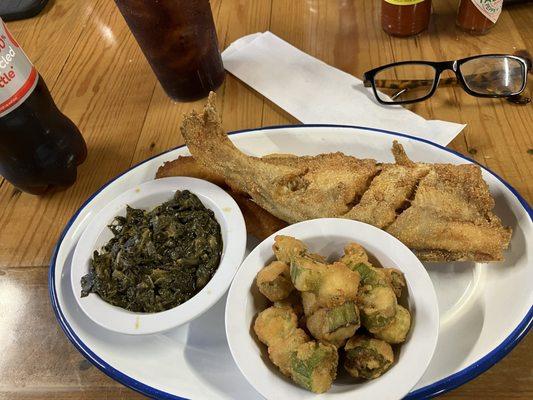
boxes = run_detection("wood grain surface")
[0,0,531,399]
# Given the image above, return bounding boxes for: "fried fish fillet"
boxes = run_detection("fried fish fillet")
[176,93,511,262]
[344,164,430,228]
[181,93,379,223]
[386,164,512,261]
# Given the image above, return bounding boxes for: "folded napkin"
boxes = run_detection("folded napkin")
[222,31,465,146]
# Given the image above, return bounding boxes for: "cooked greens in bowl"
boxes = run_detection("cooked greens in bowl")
[81,190,223,313]
[71,177,246,335]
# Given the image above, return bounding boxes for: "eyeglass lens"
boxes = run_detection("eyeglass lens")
[373,63,436,103]
[459,56,526,96]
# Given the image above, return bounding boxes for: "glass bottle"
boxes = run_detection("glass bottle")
[381,0,432,37]
[456,0,503,35]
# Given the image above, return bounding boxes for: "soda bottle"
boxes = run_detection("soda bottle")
[0,18,87,195]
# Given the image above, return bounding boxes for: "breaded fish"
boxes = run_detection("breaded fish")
[177,93,511,262]
[386,164,512,261]
[344,164,430,228]
[181,93,379,223]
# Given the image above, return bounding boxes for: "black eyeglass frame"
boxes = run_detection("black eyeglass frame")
[363,54,529,105]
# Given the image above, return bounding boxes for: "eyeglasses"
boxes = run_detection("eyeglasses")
[363,54,529,105]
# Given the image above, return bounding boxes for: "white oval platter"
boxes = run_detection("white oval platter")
[50,125,532,399]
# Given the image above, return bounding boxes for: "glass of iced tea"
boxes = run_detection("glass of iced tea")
[114,0,225,101]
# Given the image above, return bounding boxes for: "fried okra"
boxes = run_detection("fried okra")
[359,285,398,333]
[274,292,306,329]
[290,259,360,308]
[273,235,307,263]
[373,304,411,344]
[289,256,360,347]
[345,261,398,333]
[256,260,294,301]
[383,267,406,298]
[306,301,360,348]
[269,329,310,376]
[344,335,394,379]
[254,236,412,393]
[290,341,338,393]
[339,242,372,267]
[301,291,318,316]
[288,254,323,292]
[254,305,297,346]
[254,305,338,393]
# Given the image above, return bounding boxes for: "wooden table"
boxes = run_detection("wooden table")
[0,0,531,399]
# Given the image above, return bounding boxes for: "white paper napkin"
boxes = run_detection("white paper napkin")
[222,31,465,146]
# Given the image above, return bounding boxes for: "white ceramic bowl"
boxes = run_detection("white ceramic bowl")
[225,218,439,400]
[71,177,246,335]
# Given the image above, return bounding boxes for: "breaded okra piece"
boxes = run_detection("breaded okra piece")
[289,341,338,393]
[338,242,372,268]
[383,267,406,298]
[273,235,307,263]
[306,301,360,348]
[289,254,324,292]
[344,335,394,379]
[291,259,360,307]
[373,304,411,344]
[254,305,297,346]
[254,305,338,393]
[269,329,310,376]
[256,260,294,301]
[291,257,360,347]
[274,236,362,348]
[345,261,397,333]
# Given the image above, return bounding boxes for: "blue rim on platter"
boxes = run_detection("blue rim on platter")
[49,124,533,400]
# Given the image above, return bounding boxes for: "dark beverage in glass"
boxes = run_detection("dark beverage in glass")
[0,18,87,195]
[114,0,225,102]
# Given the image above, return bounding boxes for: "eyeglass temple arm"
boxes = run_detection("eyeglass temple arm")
[372,67,524,91]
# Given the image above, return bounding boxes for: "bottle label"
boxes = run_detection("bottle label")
[469,0,503,23]
[384,0,425,5]
[0,19,38,118]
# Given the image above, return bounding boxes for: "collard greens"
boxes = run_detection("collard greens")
[81,190,223,312]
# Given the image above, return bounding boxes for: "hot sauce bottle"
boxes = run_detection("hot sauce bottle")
[381,0,432,37]
[456,0,503,34]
